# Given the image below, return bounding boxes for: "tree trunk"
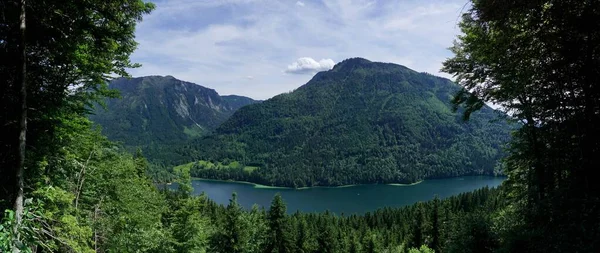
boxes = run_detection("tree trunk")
[13,0,27,245]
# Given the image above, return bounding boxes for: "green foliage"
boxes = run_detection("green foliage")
[92,152,170,252]
[0,207,43,253]
[168,197,211,253]
[316,218,338,253]
[443,0,600,251]
[266,194,294,253]
[245,205,268,253]
[446,210,498,253]
[185,58,513,187]
[189,186,504,253]
[409,203,426,249]
[3,0,596,252]
[32,186,94,252]
[89,76,258,165]
[409,245,435,253]
[210,193,252,253]
[293,216,317,253]
[0,0,154,213]
[361,232,381,253]
[174,162,195,197]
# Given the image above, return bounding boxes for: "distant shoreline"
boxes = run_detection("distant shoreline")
[191,177,425,190]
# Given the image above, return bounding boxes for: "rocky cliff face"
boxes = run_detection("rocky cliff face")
[89,75,258,147]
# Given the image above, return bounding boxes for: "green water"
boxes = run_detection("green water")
[190,176,504,214]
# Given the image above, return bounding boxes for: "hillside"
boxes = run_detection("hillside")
[89,76,258,161]
[183,58,513,187]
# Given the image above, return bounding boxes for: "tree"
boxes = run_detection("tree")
[316,218,338,253]
[266,194,293,253]
[134,148,150,178]
[409,204,425,249]
[211,193,250,253]
[170,197,210,253]
[445,211,497,253]
[13,0,27,243]
[0,0,154,214]
[409,245,435,253]
[362,232,381,253]
[294,217,316,253]
[347,233,361,253]
[443,0,600,252]
[246,205,268,253]
[430,196,441,252]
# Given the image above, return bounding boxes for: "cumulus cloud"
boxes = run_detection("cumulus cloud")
[130,0,466,99]
[285,58,335,74]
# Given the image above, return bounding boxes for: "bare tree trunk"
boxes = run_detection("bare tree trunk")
[93,198,104,253]
[75,150,94,210]
[13,0,27,247]
[94,205,99,252]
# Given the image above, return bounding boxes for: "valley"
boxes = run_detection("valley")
[3,0,596,251]
[103,58,513,187]
[90,58,511,216]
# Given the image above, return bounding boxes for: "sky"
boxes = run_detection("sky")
[129,0,470,100]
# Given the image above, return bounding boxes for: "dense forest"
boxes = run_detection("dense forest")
[89,76,258,164]
[181,58,512,187]
[1,0,599,252]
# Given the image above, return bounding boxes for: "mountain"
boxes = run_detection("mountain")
[221,95,260,110]
[182,58,513,187]
[89,76,258,160]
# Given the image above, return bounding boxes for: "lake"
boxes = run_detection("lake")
[190,176,505,214]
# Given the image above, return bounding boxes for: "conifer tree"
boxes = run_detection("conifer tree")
[266,194,293,253]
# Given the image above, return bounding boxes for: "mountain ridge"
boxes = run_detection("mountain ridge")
[89,76,259,156]
[181,58,512,187]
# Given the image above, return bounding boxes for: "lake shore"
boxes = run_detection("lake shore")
[191,177,424,190]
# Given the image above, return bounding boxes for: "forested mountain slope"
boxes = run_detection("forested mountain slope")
[89,76,258,157]
[184,58,513,187]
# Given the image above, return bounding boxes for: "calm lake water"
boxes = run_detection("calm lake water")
[190,176,504,214]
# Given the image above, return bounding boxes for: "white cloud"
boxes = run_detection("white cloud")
[285,58,335,74]
[246,75,254,79]
[295,1,305,7]
[129,0,467,99]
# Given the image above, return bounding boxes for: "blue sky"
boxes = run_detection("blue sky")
[129,0,469,100]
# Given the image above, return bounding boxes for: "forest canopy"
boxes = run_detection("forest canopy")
[1,0,599,252]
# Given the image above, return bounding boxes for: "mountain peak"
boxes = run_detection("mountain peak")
[191,62,512,187]
[90,76,259,151]
[332,57,372,71]
[329,58,414,75]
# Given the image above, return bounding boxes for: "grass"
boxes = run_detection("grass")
[243,166,259,173]
[183,125,205,137]
[173,161,195,171]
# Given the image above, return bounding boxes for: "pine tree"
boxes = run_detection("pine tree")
[266,194,293,253]
[430,196,441,252]
[317,219,338,253]
[170,197,209,253]
[410,204,425,249]
[212,193,249,253]
[362,232,381,253]
[134,148,150,177]
[295,217,313,253]
[348,233,361,253]
[443,0,600,251]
